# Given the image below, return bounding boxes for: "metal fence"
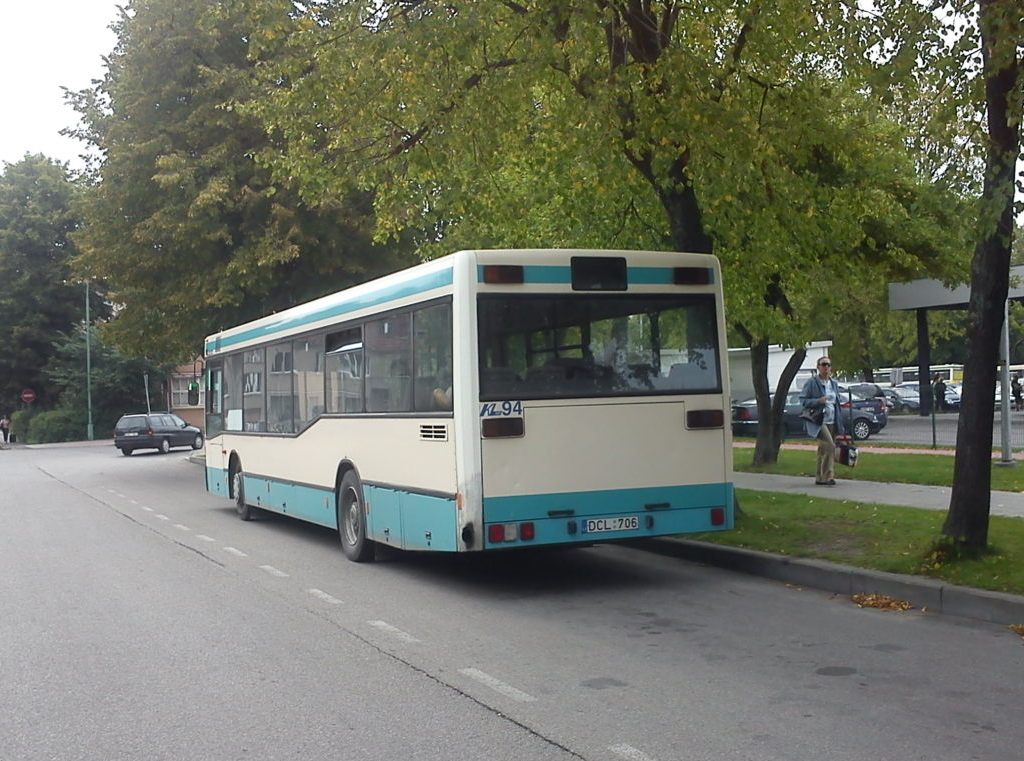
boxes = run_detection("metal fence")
[865,410,1024,451]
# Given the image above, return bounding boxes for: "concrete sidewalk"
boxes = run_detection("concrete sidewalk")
[733,471,1024,518]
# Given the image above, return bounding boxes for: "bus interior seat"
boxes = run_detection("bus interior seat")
[414,376,436,410]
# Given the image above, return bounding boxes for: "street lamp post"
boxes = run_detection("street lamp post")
[85,282,94,441]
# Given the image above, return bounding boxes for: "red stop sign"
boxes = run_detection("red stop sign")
[20,388,36,404]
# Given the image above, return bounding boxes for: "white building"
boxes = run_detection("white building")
[727,341,833,402]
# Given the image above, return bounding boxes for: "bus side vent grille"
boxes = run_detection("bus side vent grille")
[419,424,448,441]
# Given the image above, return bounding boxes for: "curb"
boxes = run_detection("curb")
[634,538,1024,626]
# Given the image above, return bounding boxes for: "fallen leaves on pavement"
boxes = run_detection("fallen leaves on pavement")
[851,593,914,612]
[1010,624,1024,639]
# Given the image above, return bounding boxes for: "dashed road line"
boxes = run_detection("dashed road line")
[140,506,153,512]
[173,524,190,531]
[458,668,535,702]
[368,620,421,644]
[154,514,169,521]
[223,547,247,557]
[196,534,216,542]
[259,565,289,578]
[609,745,658,761]
[308,589,342,604]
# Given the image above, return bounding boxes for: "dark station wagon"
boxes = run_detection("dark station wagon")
[114,413,204,456]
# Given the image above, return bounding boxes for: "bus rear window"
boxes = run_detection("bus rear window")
[478,295,721,400]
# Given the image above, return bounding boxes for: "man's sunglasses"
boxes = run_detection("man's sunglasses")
[819,362,831,367]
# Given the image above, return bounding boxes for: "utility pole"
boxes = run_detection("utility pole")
[85,282,94,440]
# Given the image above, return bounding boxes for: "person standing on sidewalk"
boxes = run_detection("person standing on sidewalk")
[800,357,847,486]
[932,373,947,412]
[0,413,9,446]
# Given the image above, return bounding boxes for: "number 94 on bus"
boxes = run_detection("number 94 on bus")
[480,401,523,418]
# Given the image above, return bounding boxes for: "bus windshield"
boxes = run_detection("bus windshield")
[478,294,721,400]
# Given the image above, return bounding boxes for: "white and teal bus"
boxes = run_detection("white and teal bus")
[203,249,734,561]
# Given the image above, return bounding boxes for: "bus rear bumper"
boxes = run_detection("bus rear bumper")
[481,482,734,550]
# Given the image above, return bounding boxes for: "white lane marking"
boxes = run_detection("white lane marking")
[196,535,216,542]
[368,620,421,644]
[140,506,154,512]
[173,524,190,531]
[129,499,139,505]
[609,745,659,761]
[223,547,247,557]
[154,514,169,521]
[308,589,342,605]
[458,668,535,703]
[259,565,289,577]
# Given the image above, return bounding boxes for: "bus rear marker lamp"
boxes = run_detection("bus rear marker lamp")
[686,409,724,429]
[482,417,524,438]
[483,265,524,284]
[710,507,726,526]
[645,515,655,530]
[567,521,578,535]
[673,266,712,285]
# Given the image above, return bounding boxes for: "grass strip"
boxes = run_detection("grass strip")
[688,489,1024,596]
[733,445,1024,492]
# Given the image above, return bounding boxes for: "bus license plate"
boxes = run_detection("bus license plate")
[582,516,640,534]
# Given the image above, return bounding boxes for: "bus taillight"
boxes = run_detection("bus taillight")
[687,410,724,429]
[710,507,725,526]
[487,522,534,543]
[482,417,525,438]
[673,267,712,285]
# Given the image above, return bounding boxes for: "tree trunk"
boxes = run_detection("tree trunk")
[751,342,807,466]
[944,0,1020,551]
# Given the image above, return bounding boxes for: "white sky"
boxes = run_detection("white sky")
[0,1,1017,222]
[0,0,120,168]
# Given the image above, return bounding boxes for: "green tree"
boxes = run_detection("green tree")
[68,0,415,365]
[246,1,966,463]
[43,325,168,439]
[0,155,99,413]
[943,0,1022,551]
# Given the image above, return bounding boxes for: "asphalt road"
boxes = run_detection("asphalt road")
[2,444,1023,761]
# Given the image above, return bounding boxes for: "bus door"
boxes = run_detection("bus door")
[204,363,225,492]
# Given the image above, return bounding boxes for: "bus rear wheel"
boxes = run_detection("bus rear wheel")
[338,471,374,563]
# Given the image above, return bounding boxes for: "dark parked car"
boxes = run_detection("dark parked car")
[732,391,882,441]
[883,386,920,413]
[114,413,204,456]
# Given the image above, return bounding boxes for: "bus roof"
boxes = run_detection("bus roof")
[204,248,719,357]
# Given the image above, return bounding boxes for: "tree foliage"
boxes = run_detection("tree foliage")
[43,325,168,438]
[0,155,100,412]
[245,0,969,463]
[69,0,416,364]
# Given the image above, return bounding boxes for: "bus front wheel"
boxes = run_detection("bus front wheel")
[338,471,375,563]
